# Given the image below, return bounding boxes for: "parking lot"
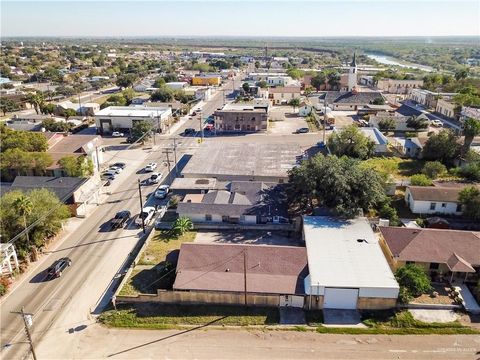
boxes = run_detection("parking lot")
[194,230,302,247]
[268,106,309,135]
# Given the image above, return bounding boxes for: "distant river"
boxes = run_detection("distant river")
[365,53,434,72]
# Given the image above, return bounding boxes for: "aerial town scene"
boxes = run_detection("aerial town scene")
[0,0,479,359]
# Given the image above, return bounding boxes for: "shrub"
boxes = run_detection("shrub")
[378,204,400,226]
[395,264,432,298]
[405,132,418,138]
[422,161,447,179]
[398,287,412,304]
[0,284,6,297]
[415,218,425,227]
[410,174,433,186]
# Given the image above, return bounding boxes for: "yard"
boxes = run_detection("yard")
[361,157,425,180]
[118,230,196,296]
[412,283,456,305]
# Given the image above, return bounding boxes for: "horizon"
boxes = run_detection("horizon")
[2,1,479,38]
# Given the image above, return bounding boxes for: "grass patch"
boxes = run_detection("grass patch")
[306,116,321,132]
[140,230,196,266]
[99,303,280,328]
[361,157,425,180]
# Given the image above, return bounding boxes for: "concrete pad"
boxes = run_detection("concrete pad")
[279,307,306,325]
[409,309,458,323]
[323,309,366,327]
[194,230,302,247]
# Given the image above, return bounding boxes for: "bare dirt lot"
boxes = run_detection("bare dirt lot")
[268,106,309,135]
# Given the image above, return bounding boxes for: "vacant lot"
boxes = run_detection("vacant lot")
[194,230,302,247]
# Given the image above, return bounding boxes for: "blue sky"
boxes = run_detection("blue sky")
[1,1,479,37]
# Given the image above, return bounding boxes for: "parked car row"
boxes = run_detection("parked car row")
[101,162,126,182]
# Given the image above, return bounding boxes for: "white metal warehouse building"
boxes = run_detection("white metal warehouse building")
[303,216,399,310]
[94,106,172,135]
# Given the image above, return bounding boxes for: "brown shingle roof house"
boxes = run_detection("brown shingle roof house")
[380,227,480,273]
[173,243,308,295]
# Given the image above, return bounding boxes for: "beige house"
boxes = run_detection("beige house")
[435,98,457,119]
[376,79,423,94]
[268,86,301,105]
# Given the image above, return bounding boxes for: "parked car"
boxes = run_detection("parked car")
[154,185,170,199]
[108,166,123,174]
[112,131,124,137]
[101,170,117,178]
[111,162,126,169]
[431,119,443,127]
[184,128,195,135]
[149,172,162,184]
[135,206,156,226]
[47,257,72,279]
[144,162,157,172]
[191,111,197,116]
[204,124,214,131]
[110,210,131,229]
[296,128,309,134]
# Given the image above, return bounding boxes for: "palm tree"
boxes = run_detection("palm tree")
[171,216,193,236]
[13,195,33,247]
[463,118,480,154]
[25,92,45,114]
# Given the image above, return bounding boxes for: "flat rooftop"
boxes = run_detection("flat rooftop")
[181,142,301,179]
[95,106,170,117]
[303,216,399,291]
[220,103,266,112]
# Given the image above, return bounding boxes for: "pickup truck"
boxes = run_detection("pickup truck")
[110,210,131,229]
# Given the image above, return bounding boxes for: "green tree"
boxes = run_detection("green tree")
[410,174,433,186]
[289,98,301,112]
[0,125,49,152]
[378,118,396,133]
[310,72,326,90]
[13,195,33,247]
[242,82,250,93]
[171,216,193,236]
[395,264,432,301]
[63,108,77,120]
[131,120,153,143]
[287,155,388,218]
[327,125,376,159]
[0,189,70,255]
[58,156,93,177]
[372,97,385,105]
[327,72,341,89]
[42,119,73,132]
[163,73,178,83]
[454,68,469,81]
[116,74,137,88]
[458,186,480,220]
[25,92,45,114]
[462,118,480,154]
[406,116,428,131]
[286,68,304,80]
[257,80,267,88]
[153,77,166,88]
[422,161,447,179]
[150,87,173,102]
[0,98,20,116]
[40,103,56,115]
[422,129,460,165]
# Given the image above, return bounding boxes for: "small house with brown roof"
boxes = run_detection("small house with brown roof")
[379,227,480,283]
[173,243,308,307]
[405,185,466,216]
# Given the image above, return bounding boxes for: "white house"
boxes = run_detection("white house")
[298,102,312,117]
[266,76,294,87]
[404,185,466,215]
[303,216,399,310]
[359,127,389,154]
[165,82,189,90]
[94,106,172,134]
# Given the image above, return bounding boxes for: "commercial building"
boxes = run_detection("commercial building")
[191,74,221,86]
[94,106,172,134]
[321,90,385,111]
[409,89,457,109]
[214,103,269,133]
[435,98,457,120]
[268,86,301,105]
[376,79,424,94]
[181,142,300,182]
[303,217,399,310]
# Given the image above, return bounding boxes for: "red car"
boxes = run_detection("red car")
[205,124,214,131]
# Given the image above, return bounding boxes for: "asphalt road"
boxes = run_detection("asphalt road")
[0,75,242,360]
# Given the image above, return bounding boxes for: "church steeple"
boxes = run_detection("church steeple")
[350,52,357,67]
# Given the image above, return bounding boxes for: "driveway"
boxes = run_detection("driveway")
[323,309,365,327]
[409,309,458,323]
[194,230,302,246]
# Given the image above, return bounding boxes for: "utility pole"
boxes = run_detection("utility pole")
[198,110,204,142]
[172,137,178,176]
[11,307,37,360]
[162,148,173,174]
[137,179,145,234]
[95,146,101,172]
[323,97,327,144]
[243,249,248,306]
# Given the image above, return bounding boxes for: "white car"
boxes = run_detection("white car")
[430,119,443,127]
[154,185,170,199]
[112,131,124,137]
[144,162,157,172]
[108,166,123,174]
[135,206,156,226]
[149,172,162,184]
